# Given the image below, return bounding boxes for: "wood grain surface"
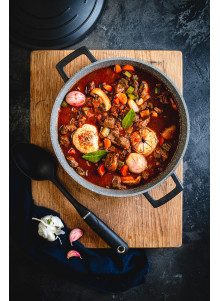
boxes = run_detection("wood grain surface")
[30,50,183,248]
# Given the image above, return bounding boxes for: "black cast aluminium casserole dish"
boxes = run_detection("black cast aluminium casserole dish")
[50,47,190,208]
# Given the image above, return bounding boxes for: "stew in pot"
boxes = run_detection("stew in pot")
[58,65,180,190]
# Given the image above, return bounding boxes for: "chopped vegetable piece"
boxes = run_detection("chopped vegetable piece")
[82,150,107,163]
[155,87,160,94]
[123,65,135,71]
[162,143,171,151]
[116,93,127,104]
[126,86,134,94]
[104,138,111,150]
[128,99,139,112]
[121,175,142,185]
[98,164,106,176]
[115,64,122,73]
[151,111,158,118]
[103,84,113,92]
[136,98,144,106]
[61,100,68,107]
[100,127,110,138]
[128,93,138,100]
[140,109,150,118]
[68,148,76,155]
[66,91,86,107]
[158,136,164,146]
[120,165,129,176]
[122,109,136,129]
[170,98,178,110]
[124,71,132,78]
[113,97,120,104]
[161,125,176,140]
[133,75,138,80]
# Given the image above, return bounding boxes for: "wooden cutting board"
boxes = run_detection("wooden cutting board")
[30,50,183,248]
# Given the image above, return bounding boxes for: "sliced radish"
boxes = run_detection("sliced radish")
[66,91,85,107]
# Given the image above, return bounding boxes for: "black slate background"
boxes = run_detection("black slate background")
[10,0,210,300]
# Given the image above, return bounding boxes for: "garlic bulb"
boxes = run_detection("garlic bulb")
[32,215,65,242]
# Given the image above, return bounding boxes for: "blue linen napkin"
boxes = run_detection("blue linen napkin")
[10,171,149,293]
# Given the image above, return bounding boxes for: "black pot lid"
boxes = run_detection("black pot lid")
[10,0,106,49]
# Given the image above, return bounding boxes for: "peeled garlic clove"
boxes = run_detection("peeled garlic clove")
[69,228,83,245]
[67,250,82,259]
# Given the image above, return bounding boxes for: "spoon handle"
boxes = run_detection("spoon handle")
[52,178,129,254]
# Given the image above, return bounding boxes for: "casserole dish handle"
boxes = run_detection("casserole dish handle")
[143,172,183,208]
[56,46,97,83]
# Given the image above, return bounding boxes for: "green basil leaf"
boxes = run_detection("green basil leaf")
[82,150,107,163]
[122,109,136,129]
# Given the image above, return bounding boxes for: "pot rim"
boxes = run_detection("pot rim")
[50,57,190,197]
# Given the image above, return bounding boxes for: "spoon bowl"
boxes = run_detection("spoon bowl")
[12,143,56,181]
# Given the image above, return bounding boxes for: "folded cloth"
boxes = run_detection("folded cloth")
[9,172,149,293]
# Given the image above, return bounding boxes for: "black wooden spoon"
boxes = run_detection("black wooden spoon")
[12,143,129,254]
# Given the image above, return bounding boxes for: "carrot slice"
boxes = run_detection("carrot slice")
[103,84,113,92]
[121,165,128,176]
[115,64,122,73]
[158,136,164,146]
[116,93,127,104]
[113,97,120,104]
[98,164,106,177]
[68,148,76,155]
[104,138,111,150]
[122,65,134,71]
[151,111,158,118]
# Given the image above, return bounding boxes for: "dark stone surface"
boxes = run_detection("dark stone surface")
[10,0,210,300]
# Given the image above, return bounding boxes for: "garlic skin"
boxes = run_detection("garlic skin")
[69,228,83,246]
[33,215,65,242]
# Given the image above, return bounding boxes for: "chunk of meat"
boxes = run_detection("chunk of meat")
[117,160,125,170]
[126,153,147,174]
[101,117,116,129]
[76,167,87,177]
[59,135,70,148]
[130,76,139,93]
[153,147,168,161]
[59,124,77,135]
[147,102,153,109]
[66,156,78,168]
[138,81,149,100]
[114,78,128,94]
[112,176,126,190]
[139,102,148,111]
[104,153,118,172]
[86,81,95,94]
[117,137,131,152]
[110,106,119,118]
[119,150,128,161]
[142,170,150,180]
[158,92,170,104]
[154,107,162,114]
[136,118,150,129]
